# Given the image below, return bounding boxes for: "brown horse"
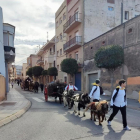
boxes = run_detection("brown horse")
[90,100,108,125]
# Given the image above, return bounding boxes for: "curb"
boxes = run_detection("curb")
[0,100,31,128]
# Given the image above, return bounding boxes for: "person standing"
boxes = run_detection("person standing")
[44,85,48,101]
[65,81,78,91]
[107,79,131,131]
[40,83,44,93]
[11,80,14,88]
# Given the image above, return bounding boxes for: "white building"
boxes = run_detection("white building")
[84,0,140,42]
[0,6,15,93]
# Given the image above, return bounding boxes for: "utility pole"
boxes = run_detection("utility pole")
[121,0,124,24]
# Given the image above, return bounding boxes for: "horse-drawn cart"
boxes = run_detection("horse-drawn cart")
[47,82,66,104]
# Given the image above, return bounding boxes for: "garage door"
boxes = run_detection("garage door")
[89,73,98,92]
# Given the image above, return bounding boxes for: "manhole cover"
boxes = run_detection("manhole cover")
[0,102,16,107]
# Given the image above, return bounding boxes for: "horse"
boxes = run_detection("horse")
[72,93,90,117]
[63,89,75,109]
[90,100,109,125]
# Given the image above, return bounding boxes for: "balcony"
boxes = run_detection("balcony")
[3,23,15,63]
[63,36,82,52]
[36,59,44,65]
[63,12,81,33]
[4,46,15,63]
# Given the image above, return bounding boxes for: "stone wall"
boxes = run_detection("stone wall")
[0,74,6,101]
[83,15,140,99]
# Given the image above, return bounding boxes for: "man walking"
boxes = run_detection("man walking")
[108,79,131,131]
[40,83,44,93]
[84,79,104,113]
[89,79,104,102]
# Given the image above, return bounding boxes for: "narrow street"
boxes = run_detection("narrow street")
[0,86,140,140]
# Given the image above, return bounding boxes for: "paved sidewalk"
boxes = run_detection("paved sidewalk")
[0,86,31,127]
[101,95,140,111]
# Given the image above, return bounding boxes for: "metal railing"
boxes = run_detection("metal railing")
[50,51,55,55]
[36,58,44,64]
[64,36,82,51]
[63,12,80,31]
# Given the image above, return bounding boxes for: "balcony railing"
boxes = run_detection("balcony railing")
[50,52,55,55]
[63,12,81,33]
[36,59,44,65]
[64,36,82,52]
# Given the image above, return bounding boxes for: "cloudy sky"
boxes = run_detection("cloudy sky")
[0,0,64,65]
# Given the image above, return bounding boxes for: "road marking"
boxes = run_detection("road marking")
[32,97,44,102]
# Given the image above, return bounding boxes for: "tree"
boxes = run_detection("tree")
[42,70,48,76]
[32,66,44,78]
[48,67,58,77]
[26,67,33,77]
[94,45,124,93]
[61,58,78,79]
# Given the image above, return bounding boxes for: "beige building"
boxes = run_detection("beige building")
[27,54,38,69]
[55,0,67,83]
[63,0,84,90]
[37,37,56,83]
[22,63,27,80]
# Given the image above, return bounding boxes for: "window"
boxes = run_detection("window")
[57,65,59,71]
[60,33,62,40]
[53,45,55,52]
[102,41,105,45]
[56,21,59,27]
[59,17,62,24]
[57,36,59,42]
[108,6,114,11]
[69,54,72,58]
[107,0,115,4]
[49,63,52,68]
[125,11,129,20]
[63,33,66,38]
[60,49,62,55]
[128,28,132,33]
[69,35,72,41]
[57,51,59,56]
[64,76,67,83]
[75,52,78,61]
[63,13,66,20]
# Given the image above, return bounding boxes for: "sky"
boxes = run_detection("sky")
[0,0,64,65]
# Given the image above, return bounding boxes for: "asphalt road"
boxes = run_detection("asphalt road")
[0,86,140,140]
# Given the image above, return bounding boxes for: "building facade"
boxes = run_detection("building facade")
[83,15,140,99]
[0,6,15,101]
[84,0,140,43]
[36,37,56,83]
[22,63,27,80]
[55,0,67,83]
[63,0,84,90]
[27,54,38,69]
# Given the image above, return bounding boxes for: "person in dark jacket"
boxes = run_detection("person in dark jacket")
[107,79,131,131]
[40,83,44,93]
